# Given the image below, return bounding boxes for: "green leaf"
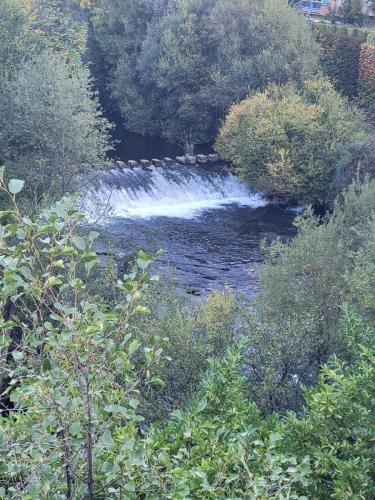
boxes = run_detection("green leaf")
[72,236,86,251]
[134,305,150,314]
[128,398,140,410]
[0,335,11,348]
[85,260,98,272]
[170,409,184,421]
[42,358,52,372]
[136,250,153,270]
[12,351,23,361]
[128,339,140,355]
[88,231,99,242]
[195,399,207,413]
[85,324,102,335]
[47,276,63,286]
[70,422,83,437]
[269,433,283,445]
[194,470,207,479]
[16,228,25,240]
[150,377,165,387]
[104,404,129,416]
[100,430,115,448]
[8,179,25,195]
[81,251,98,263]
[0,320,17,330]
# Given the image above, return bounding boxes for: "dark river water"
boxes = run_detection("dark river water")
[85,164,297,297]
[111,121,213,161]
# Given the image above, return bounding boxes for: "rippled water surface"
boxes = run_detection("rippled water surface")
[85,165,297,297]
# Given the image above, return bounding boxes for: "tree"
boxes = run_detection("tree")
[29,0,91,58]
[89,0,166,123]
[312,25,367,99]
[215,77,367,206]
[91,0,319,149]
[337,0,366,26]
[0,173,166,498]
[0,52,112,206]
[0,0,43,83]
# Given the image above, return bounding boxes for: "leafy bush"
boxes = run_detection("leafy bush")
[215,77,367,206]
[145,345,312,499]
[242,180,375,412]
[1,175,375,498]
[0,171,166,498]
[129,285,241,421]
[283,309,375,498]
[142,310,375,499]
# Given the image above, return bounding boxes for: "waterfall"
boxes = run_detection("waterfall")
[82,165,267,219]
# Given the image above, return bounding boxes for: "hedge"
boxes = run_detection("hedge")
[313,24,368,98]
[359,42,375,104]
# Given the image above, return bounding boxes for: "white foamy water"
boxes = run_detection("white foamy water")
[82,165,267,220]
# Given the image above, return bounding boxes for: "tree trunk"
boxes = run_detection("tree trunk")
[60,128,66,197]
[85,377,94,500]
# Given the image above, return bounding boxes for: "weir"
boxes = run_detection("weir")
[83,164,266,219]
[114,153,220,169]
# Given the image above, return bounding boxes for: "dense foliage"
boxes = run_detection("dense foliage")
[0,173,167,497]
[28,0,91,59]
[215,77,367,205]
[0,0,112,208]
[242,180,375,412]
[1,1,375,498]
[0,52,112,206]
[0,0,42,82]
[147,313,375,498]
[90,0,319,149]
[335,0,366,26]
[359,41,375,105]
[313,24,367,98]
[0,176,374,498]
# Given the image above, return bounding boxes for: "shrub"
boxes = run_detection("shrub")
[129,285,241,421]
[283,309,375,498]
[140,345,313,499]
[215,77,367,206]
[144,310,375,498]
[0,171,167,498]
[1,175,375,498]
[242,180,375,412]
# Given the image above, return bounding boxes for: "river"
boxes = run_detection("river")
[84,164,297,297]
